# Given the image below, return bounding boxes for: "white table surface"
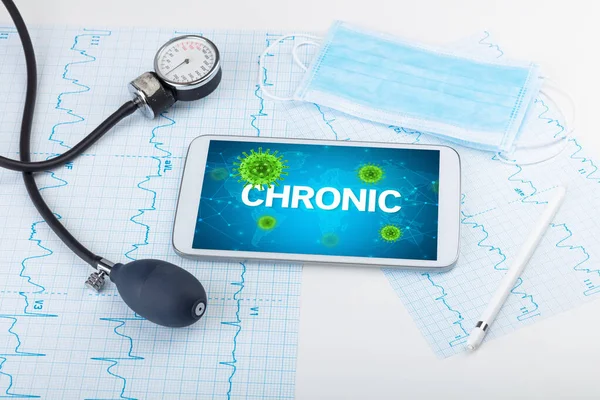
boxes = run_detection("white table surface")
[2,1,599,398]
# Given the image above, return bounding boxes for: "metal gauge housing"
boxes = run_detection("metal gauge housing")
[154,35,222,102]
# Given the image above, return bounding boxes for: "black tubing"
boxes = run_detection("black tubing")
[1,0,138,173]
[11,101,137,172]
[3,0,135,267]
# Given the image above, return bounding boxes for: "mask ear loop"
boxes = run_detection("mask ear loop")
[258,34,322,101]
[292,40,320,72]
[496,77,576,165]
[515,78,576,149]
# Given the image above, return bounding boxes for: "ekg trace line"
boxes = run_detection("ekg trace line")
[499,88,597,297]
[389,125,423,143]
[534,99,565,139]
[314,104,342,141]
[49,30,112,150]
[0,314,45,399]
[460,210,508,273]
[251,83,268,137]
[88,317,145,400]
[251,34,279,137]
[567,138,600,183]
[481,32,565,320]
[492,168,543,320]
[124,112,175,261]
[391,125,470,346]
[1,29,110,399]
[478,31,504,58]
[93,111,175,398]
[422,273,469,347]
[551,223,599,296]
[219,262,247,400]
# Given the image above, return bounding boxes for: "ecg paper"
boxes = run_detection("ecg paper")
[0,23,598,400]
[277,32,600,358]
[0,27,303,399]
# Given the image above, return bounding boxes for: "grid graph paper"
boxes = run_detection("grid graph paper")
[277,32,600,358]
[0,27,303,398]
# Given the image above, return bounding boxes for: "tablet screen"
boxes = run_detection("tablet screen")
[192,140,440,260]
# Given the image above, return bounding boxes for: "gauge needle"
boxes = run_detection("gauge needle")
[166,58,189,76]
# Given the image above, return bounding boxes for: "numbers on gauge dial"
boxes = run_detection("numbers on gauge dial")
[157,38,216,84]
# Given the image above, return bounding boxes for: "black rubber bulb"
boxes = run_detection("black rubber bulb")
[109,259,207,327]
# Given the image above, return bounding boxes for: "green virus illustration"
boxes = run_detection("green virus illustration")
[210,167,230,181]
[379,224,402,243]
[320,233,340,247]
[431,180,439,194]
[233,147,289,189]
[357,163,384,184]
[257,215,277,231]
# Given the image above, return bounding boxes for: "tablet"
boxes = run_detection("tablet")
[173,135,461,270]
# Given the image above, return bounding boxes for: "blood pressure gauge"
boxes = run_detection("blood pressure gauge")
[154,35,222,101]
[129,35,222,118]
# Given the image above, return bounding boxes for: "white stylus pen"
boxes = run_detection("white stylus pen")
[466,186,567,351]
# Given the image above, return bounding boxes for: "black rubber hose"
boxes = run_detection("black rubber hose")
[1,0,138,173]
[3,0,135,267]
[10,102,138,172]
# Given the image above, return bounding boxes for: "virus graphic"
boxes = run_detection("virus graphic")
[257,215,277,231]
[320,232,340,247]
[233,147,289,190]
[357,163,384,184]
[379,224,402,243]
[431,180,439,194]
[210,167,229,181]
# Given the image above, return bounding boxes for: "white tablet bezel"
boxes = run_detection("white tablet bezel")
[173,135,461,270]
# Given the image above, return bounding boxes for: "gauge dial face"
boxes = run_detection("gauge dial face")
[154,36,218,87]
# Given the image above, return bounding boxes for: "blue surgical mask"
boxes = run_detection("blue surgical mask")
[259,22,571,158]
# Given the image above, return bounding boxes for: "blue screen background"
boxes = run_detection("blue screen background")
[193,140,440,260]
